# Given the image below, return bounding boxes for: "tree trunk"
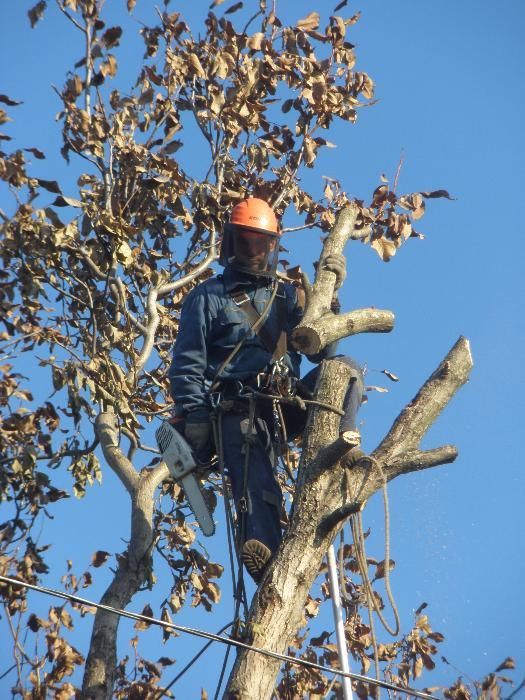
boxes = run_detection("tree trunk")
[81,413,168,700]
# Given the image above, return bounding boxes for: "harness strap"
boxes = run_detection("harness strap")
[211,281,279,390]
[230,282,288,362]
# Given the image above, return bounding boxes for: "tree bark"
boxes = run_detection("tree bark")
[81,413,168,700]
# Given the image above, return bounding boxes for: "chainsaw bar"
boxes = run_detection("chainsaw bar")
[179,473,215,537]
[156,421,215,537]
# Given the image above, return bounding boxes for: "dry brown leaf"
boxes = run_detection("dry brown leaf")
[495,657,515,672]
[134,604,154,630]
[28,0,46,28]
[0,94,23,106]
[247,32,264,50]
[366,385,389,393]
[91,550,110,568]
[297,11,320,31]
[370,237,396,262]
[101,26,122,49]
[421,189,455,200]
[188,53,206,78]
[225,1,243,14]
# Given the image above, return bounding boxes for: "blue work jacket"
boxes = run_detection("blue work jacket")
[169,266,303,422]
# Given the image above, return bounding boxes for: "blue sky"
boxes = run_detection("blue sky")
[1,1,524,697]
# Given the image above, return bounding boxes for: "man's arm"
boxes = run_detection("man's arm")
[168,287,211,422]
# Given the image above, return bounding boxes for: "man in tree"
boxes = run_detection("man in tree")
[169,198,364,582]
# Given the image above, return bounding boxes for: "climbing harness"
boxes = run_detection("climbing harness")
[209,358,307,638]
[210,278,284,392]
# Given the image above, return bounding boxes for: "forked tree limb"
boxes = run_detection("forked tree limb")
[291,204,394,355]
[224,337,473,699]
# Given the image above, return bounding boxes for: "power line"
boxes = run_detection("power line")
[0,574,438,700]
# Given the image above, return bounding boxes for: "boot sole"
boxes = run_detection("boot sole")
[241,540,271,583]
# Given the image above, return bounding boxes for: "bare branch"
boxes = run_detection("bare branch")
[225,336,474,697]
[133,288,160,376]
[84,17,93,117]
[158,229,218,298]
[383,445,458,479]
[377,336,473,457]
[95,411,138,495]
[281,222,319,234]
[55,0,85,33]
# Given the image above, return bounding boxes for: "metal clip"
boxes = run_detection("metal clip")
[209,391,223,409]
[232,292,250,306]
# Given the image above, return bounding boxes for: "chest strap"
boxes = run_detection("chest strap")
[230,283,288,362]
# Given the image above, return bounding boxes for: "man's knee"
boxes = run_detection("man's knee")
[334,355,364,391]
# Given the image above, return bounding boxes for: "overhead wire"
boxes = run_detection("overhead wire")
[0,574,438,700]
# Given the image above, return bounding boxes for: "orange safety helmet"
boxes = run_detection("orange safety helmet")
[220,197,281,278]
[229,198,279,235]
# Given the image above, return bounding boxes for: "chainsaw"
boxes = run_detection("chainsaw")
[155,420,215,537]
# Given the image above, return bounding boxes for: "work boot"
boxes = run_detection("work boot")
[340,429,367,469]
[342,446,367,469]
[241,539,272,583]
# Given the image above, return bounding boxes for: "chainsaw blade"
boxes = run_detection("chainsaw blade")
[179,472,215,537]
[155,420,215,537]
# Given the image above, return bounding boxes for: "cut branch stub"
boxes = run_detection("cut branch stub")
[292,307,395,355]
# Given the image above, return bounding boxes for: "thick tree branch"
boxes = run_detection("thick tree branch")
[157,227,218,298]
[375,336,473,458]
[225,336,474,698]
[225,360,353,699]
[83,427,160,700]
[82,475,158,699]
[292,204,394,355]
[133,288,160,376]
[292,308,395,355]
[145,462,170,491]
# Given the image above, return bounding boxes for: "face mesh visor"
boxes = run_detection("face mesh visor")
[220,225,280,278]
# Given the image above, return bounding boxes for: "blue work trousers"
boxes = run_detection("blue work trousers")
[218,356,364,557]
[219,411,283,556]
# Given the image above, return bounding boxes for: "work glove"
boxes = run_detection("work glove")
[322,253,347,289]
[184,421,213,463]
